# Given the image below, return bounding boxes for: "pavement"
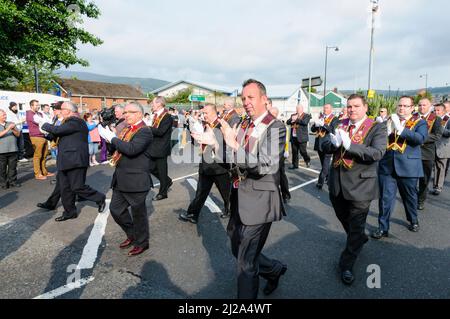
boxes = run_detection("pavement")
[1,143,449,299]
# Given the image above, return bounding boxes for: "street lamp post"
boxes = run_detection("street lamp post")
[324,45,339,105]
[420,74,428,94]
[368,0,379,94]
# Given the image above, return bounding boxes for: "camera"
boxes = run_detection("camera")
[100,107,117,127]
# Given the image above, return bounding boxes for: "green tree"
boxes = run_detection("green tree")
[166,87,193,104]
[367,94,398,117]
[0,0,102,89]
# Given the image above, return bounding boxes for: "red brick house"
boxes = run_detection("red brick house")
[57,78,149,112]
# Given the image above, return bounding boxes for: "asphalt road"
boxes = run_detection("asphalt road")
[1,143,449,299]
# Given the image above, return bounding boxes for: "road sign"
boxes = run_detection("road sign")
[189,94,206,102]
[301,76,323,88]
[368,89,376,99]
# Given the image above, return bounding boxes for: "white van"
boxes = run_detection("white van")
[0,90,69,133]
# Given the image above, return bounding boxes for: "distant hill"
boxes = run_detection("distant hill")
[56,70,170,93]
[339,87,450,98]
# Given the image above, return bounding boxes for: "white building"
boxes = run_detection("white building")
[151,80,236,98]
[266,85,310,120]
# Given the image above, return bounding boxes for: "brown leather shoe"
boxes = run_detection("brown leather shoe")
[128,246,149,256]
[119,238,134,249]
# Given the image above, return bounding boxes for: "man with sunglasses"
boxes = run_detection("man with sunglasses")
[373,96,428,239]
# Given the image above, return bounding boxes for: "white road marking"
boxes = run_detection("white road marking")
[76,200,111,270]
[289,179,319,192]
[297,166,321,175]
[33,277,95,299]
[32,172,201,299]
[186,179,222,213]
[153,172,199,187]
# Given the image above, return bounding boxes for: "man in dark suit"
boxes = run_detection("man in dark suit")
[38,102,106,222]
[149,96,173,201]
[417,98,443,210]
[373,96,428,238]
[98,102,153,256]
[433,103,450,195]
[311,104,339,189]
[287,104,312,169]
[219,79,287,299]
[322,94,387,285]
[179,103,231,223]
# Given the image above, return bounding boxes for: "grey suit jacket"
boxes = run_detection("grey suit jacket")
[322,121,387,201]
[234,119,286,226]
[436,118,450,159]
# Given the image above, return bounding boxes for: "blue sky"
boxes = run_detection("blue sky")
[68,0,450,91]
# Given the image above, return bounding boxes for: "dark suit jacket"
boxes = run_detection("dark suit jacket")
[234,119,286,226]
[379,119,428,178]
[150,112,173,158]
[227,112,241,128]
[322,122,387,201]
[421,115,443,161]
[110,127,154,192]
[42,116,89,171]
[199,124,229,176]
[287,113,311,143]
[311,116,340,152]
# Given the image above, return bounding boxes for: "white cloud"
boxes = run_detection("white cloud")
[70,0,450,90]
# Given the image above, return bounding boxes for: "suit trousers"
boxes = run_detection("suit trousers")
[0,152,18,187]
[58,167,105,217]
[279,159,290,199]
[330,192,371,271]
[418,160,433,204]
[434,157,449,191]
[291,140,310,167]
[187,172,231,218]
[30,136,49,177]
[318,151,332,185]
[151,156,172,196]
[227,188,285,299]
[110,190,150,248]
[378,173,419,232]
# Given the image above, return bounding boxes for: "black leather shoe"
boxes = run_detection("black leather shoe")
[316,183,323,190]
[97,199,106,213]
[418,202,425,210]
[55,214,77,222]
[37,202,56,210]
[371,229,389,240]
[305,162,311,168]
[408,223,420,232]
[179,211,198,224]
[263,265,287,295]
[168,180,173,189]
[341,270,355,285]
[153,194,168,201]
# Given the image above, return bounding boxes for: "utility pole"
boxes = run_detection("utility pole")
[34,65,40,93]
[324,45,339,105]
[368,0,379,94]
